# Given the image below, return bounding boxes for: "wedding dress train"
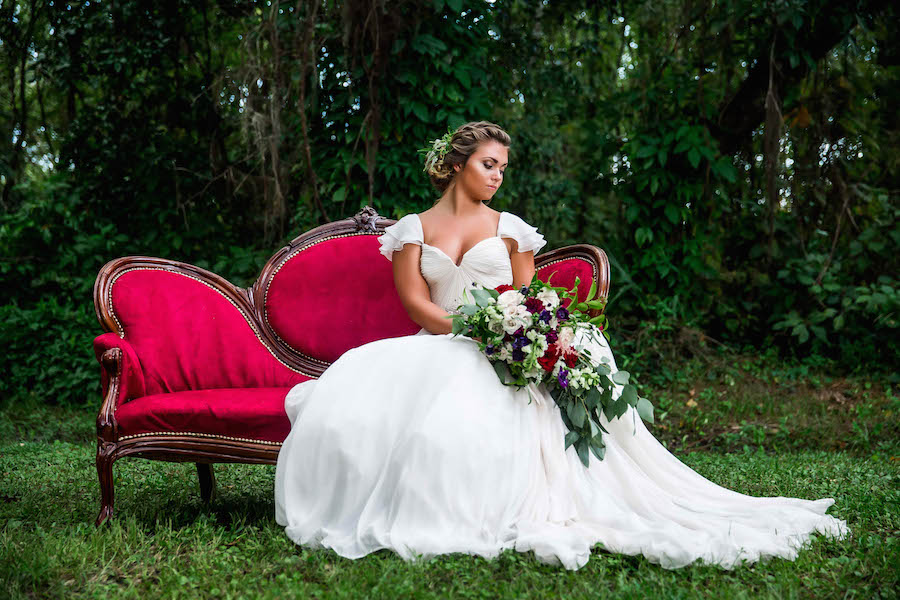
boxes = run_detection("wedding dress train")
[274,211,849,570]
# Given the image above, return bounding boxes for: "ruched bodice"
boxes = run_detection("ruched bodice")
[420,237,513,313]
[376,211,547,315]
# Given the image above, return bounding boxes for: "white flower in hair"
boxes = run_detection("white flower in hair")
[419,129,455,176]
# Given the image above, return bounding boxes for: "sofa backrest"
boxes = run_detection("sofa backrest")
[94,207,609,394]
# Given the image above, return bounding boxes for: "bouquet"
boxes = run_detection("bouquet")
[448,274,655,467]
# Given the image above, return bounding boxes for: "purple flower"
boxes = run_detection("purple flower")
[512,348,525,362]
[539,309,552,323]
[545,329,558,344]
[520,285,529,295]
[557,368,569,387]
[485,344,496,355]
[514,326,524,337]
[512,335,529,349]
[556,307,569,321]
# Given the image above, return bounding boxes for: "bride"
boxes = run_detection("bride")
[274,121,849,570]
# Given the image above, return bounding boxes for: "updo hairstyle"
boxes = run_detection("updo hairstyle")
[426,121,511,194]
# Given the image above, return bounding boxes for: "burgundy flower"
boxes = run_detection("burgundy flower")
[563,348,578,368]
[524,297,544,314]
[538,343,561,372]
[495,284,514,294]
[545,329,558,344]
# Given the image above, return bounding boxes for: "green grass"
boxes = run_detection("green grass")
[1,352,898,599]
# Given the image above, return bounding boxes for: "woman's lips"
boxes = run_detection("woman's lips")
[487,184,497,190]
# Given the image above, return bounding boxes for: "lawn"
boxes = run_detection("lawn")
[1,353,898,599]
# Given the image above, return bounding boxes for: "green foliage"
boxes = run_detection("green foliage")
[1,0,898,408]
[0,297,98,408]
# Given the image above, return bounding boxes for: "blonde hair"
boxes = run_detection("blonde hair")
[426,121,511,195]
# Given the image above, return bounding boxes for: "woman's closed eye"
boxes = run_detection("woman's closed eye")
[484,163,505,175]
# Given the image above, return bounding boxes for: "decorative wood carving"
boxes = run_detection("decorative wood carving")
[92,206,611,526]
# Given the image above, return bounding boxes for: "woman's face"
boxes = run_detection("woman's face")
[453,139,508,201]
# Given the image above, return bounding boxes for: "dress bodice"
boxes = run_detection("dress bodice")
[378,212,547,314]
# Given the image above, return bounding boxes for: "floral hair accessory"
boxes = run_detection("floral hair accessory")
[418,126,456,176]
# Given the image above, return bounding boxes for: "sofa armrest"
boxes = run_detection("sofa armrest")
[94,333,146,410]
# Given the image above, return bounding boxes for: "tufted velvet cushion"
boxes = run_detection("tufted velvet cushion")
[115,387,296,443]
[537,258,601,308]
[265,234,421,364]
[110,269,310,395]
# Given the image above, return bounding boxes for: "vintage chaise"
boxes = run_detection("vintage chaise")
[91,206,610,526]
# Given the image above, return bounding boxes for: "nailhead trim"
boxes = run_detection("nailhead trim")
[108,267,318,378]
[263,232,378,366]
[119,431,283,445]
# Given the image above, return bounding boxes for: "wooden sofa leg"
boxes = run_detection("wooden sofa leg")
[95,442,116,526]
[197,463,216,504]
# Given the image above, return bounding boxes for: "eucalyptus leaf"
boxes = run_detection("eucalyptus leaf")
[451,316,466,335]
[564,431,579,449]
[589,442,606,461]
[459,304,479,316]
[611,370,630,385]
[621,384,638,407]
[567,400,586,428]
[575,438,590,467]
[612,397,629,419]
[636,397,655,423]
[585,387,601,409]
[471,288,492,307]
[492,361,509,384]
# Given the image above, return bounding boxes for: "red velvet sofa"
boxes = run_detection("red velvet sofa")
[92,206,610,526]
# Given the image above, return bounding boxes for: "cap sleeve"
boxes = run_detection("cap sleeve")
[498,212,546,255]
[377,213,424,262]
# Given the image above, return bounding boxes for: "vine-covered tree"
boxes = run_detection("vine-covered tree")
[0,0,896,406]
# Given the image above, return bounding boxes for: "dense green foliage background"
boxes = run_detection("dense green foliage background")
[1,0,897,407]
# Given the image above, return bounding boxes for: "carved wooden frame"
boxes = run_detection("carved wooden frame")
[92,206,610,526]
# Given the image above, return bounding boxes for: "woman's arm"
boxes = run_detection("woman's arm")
[508,238,536,289]
[392,243,454,334]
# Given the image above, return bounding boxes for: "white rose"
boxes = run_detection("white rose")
[497,290,524,310]
[502,316,522,335]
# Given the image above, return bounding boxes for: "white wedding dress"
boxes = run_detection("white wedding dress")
[274,211,849,570]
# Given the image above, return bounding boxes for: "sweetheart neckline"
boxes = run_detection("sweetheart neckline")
[416,212,508,268]
[421,236,507,268]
